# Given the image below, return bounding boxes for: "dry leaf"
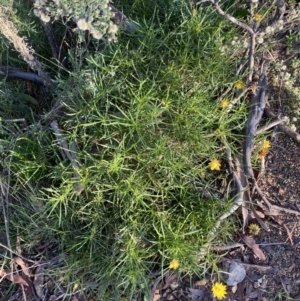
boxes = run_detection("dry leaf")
[152,289,161,301]
[13,257,31,277]
[250,208,265,219]
[241,235,266,261]
[241,203,250,234]
[194,279,207,286]
[0,269,29,286]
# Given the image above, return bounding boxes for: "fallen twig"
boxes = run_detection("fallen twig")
[211,243,244,251]
[256,119,284,135]
[255,184,300,216]
[243,68,267,178]
[0,66,44,84]
[264,107,300,143]
[196,0,254,34]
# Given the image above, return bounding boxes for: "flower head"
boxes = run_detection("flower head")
[211,282,227,300]
[209,159,221,171]
[220,99,229,108]
[262,140,271,149]
[40,13,51,23]
[169,259,179,270]
[257,36,264,44]
[258,140,271,159]
[235,80,245,90]
[253,13,262,22]
[248,223,260,236]
[77,18,89,31]
[258,148,268,159]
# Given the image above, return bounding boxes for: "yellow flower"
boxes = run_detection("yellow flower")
[258,148,268,159]
[248,223,260,236]
[209,159,221,171]
[169,259,179,270]
[234,80,245,90]
[253,13,262,22]
[211,282,227,300]
[261,140,271,149]
[258,140,271,159]
[220,99,229,108]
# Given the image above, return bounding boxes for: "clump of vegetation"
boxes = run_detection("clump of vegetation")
[1,0,300,300]
[33,0,117,40]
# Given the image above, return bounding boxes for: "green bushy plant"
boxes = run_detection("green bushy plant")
[0,1,247,299]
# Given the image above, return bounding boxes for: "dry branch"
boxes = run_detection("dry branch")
[196,0,254,34]
[0,66,44,84]
[256,119,284,135]
[264,107,300,143]
[212,243,244,251]
[243,69,267,178]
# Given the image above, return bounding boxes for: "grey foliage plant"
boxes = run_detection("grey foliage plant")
[33,0,119,41]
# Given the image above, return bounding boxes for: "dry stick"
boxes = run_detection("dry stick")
[0,66,44,84]
[240,70,299,215]
[211,243,244,251]
[247,33,256,84]
[264,107,300,143]
[196,0,254,33]
[0,7,53,88]
[243,69,267,178]
[254,183,300,216]
[256,119,284,135]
